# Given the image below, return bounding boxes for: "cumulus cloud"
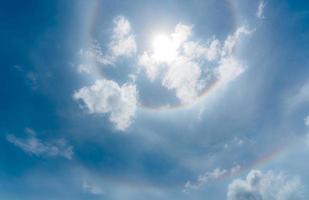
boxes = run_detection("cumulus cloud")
[216,56,246,86]
[227,170,304,200]
[109,16,137,57]
[138,52,159,81]
[162,56,202,103]
[256,1,266,19]
[185,166,241,190]
[7,128,73,159]
[138,24,251,103]
[183,39,221,61]
[171,23,192,46]
[74,79,138,131]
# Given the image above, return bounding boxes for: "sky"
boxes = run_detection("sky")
[1,0,309,199]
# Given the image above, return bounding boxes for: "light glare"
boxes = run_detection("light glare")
[152,34,177,62]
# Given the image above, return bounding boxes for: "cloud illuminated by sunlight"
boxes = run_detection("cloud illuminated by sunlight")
[152,34,178,62]
[75,16,252,129]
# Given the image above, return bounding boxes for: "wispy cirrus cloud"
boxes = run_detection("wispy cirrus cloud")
[257,1,266,19]
[184,165,241,191]
[77,16,136,75]
[7,128,74,159]
[82,180,104,195]
[287,79,309,109]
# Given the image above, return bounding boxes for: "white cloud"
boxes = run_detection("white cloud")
[109,16,137,57]
[185,166,241,190]
[81,40,114,66]
[224,137,244,149]
[183,39,221,62]
[290,80,309,108]
[257,1,266,19]
[78,16,136,74]
[138,24,251,103]
[227,170,304,200]
[197,104,206,120]
[221,27,251,57]
[76,64,92,74]
[216,57,246,86]
[75,18,252,128]
[74,79,138,131]
[77,40,114,75]
[7,128,73,159]
[138,52,159,81]
[171,23,192,46]
[83,181,104,195]
[230,165,241,175]
[305,115,309,127]
[162,56,202,103]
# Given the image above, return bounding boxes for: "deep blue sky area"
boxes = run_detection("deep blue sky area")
[1,0,309,200]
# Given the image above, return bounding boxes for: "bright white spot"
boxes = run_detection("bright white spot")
[152,34,177,62]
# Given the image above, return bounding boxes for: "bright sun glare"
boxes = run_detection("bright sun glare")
[152,34,177,62]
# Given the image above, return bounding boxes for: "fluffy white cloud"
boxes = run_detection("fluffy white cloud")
[257,1,266,19]
[7,128,73,159]
[162,56,202,103]
[75,18,251,128]
[138,52,159,81]
[74,79,138,131]
[185,166,241,190]
[138,24,251,103]
[171,23,192,46]
[216,56,246,85]
[109,16,137,57]
[227,170,303,200]
[183,39,221,61]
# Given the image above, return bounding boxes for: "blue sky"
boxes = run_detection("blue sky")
[1,0,309,199]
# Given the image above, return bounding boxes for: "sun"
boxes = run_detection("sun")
[152,34,177,62]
